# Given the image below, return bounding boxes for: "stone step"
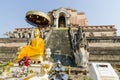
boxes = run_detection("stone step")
[89,47,120,55]
[89,60,120,65]
[0,47,18,53]
[89,55,120,60]
[0,58,13,61]
[0,38,27,43]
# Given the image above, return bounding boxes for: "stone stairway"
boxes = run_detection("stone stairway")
[46,29,70,55]
[45,29,75,66]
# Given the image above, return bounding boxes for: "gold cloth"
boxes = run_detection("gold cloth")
[17,38,44,60]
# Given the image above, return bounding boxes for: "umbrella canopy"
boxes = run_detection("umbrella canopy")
[26,11,51,26]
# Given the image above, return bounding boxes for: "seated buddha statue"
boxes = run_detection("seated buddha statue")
[15,27,44,63]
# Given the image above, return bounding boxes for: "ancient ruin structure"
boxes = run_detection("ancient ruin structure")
[1,8,120,75]
[48,8,88,28]
[5,8,116,39]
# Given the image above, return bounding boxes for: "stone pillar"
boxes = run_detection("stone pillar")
[53,13,59,28]
[56,17,58,28]
[54,18,56,27]
[54,18,58,28]
[66,17,70,27]
[54,17,59,28]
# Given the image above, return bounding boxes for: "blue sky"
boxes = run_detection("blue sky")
[0,0,120,37]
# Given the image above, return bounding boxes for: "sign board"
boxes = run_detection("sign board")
[89,62,119,80]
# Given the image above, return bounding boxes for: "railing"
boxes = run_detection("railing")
[44,29,53,46]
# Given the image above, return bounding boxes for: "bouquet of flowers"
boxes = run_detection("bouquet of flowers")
[12,56,32,78]
[18,56,31,66]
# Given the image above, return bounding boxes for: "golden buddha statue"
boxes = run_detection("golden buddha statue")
[15,27,44,63]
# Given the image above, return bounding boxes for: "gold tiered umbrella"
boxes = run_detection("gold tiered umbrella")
[26,10,51,26]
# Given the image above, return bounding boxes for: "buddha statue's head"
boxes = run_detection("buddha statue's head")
[34,28,40,38]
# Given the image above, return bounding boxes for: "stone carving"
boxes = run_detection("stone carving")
[89,32,94,37]
[68,27,89,68]
[49,60,68,80]
[5,31,32,39]
[28,32,32,38]
[53,8,70,28]
[4,31,15,38]
[14,32,19,38]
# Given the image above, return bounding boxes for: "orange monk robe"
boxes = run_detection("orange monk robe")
[17,38,44,60]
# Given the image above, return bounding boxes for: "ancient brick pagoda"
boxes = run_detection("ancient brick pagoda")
[1,7,120,77]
